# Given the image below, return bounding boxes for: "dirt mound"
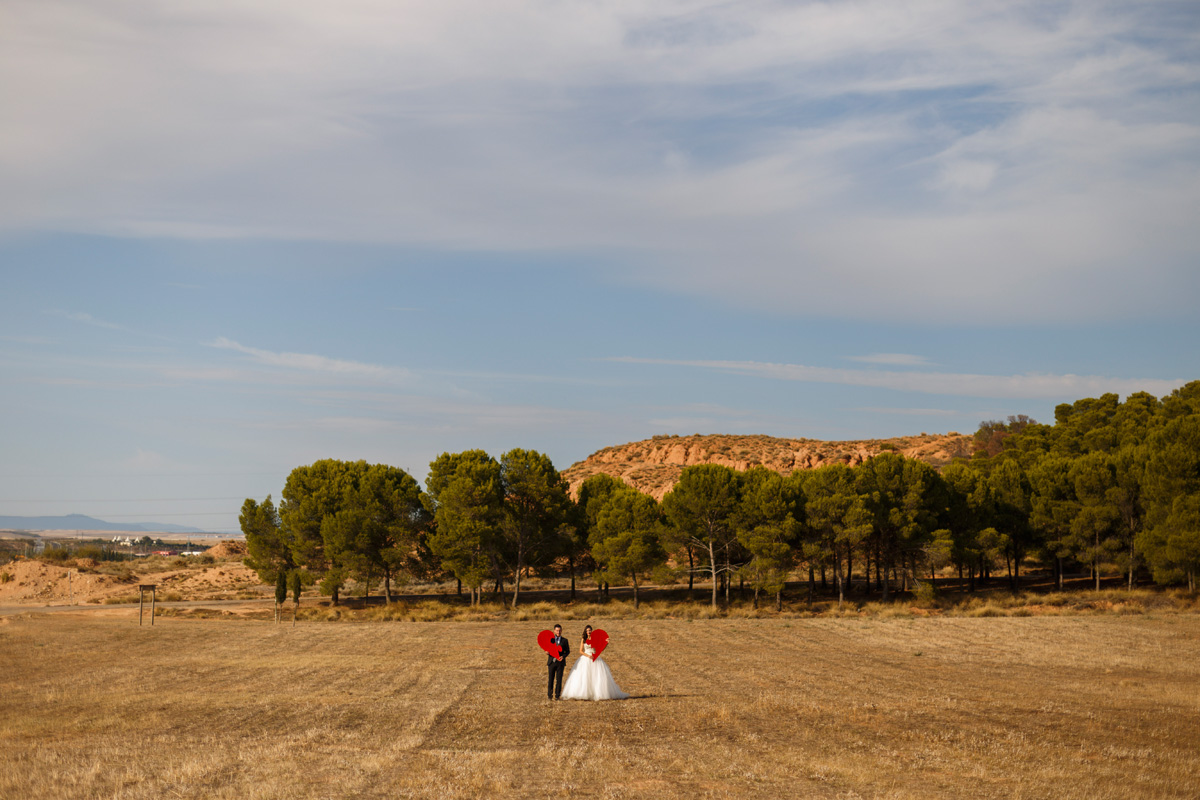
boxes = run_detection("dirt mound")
[562,431,972,499]
[0,555,266,606]
[205,540,247,559]
[0,559,126,604]
[153,562,261,597]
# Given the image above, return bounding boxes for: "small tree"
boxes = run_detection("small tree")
[662,464,741,609]
[592,489,666,609]
[736,467,803,611]
[803,465,872,608]
[424,451,504,606]
[274,569,287,624]
[500,448,570,608]
[288,569,302,625]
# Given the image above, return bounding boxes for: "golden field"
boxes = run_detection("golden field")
[2,611,1199,799]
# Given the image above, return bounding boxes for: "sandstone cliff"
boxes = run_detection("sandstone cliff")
[562,432,972,500]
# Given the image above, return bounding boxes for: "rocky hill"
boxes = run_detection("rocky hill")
[562,432,972,500]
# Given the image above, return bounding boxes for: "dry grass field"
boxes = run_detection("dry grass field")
[2,612,1199,800]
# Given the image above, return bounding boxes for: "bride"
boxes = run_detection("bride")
[560,625,629,701]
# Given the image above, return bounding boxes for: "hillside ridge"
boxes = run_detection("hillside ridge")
[562,431,972,500]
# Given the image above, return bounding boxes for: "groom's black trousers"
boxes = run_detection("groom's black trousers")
[548,659,566,699]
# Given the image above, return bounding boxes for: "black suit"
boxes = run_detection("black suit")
[546,634,570,699]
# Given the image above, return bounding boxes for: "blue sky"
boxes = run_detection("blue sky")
[2,1,1198,532]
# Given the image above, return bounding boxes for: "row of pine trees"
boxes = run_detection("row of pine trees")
[240,381,1200,609]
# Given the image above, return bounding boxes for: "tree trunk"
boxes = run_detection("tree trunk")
[631,571,640,609]
[331,585,339,606]
[1128,538,1136,589]
[512,558,523,608]
[776,588,783,613]
[569,555,576,600]
[724,555,732,607]
[808,566,815,603]
[385,571,392,604]
[687,546,695,596]
[751,586,759,610]
[456,577,462,596]
[708,542,718,609]
[836,545,846,609]
[820,562,827,590]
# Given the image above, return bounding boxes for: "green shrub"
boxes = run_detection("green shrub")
[42,547,71,563]
[913,581,937,607]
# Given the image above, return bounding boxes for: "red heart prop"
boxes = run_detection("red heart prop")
[537,629,562,659]
[588,629,609,660]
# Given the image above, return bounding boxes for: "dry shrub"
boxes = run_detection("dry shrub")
[862,602,914,619]
[966,603,1005,618]
[511,601,557,621]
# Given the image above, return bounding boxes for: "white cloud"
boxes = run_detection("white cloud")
[848,354,935,368]
[206,337,412,382]
[608,356,1184,400]
[3,1,1198,323]
[49,310,127,331]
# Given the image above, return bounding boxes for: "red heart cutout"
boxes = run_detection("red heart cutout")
[537,629,562,659]
[588,629,609,660]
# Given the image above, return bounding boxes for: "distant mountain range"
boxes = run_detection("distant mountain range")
[0,514,205,534]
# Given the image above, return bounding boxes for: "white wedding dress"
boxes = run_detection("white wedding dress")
[560,641,629,701]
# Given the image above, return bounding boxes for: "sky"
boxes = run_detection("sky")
[2,1,1198,533]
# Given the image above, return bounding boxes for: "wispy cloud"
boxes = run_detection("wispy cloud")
[857,407,963,417]
[48,310,127,331]
[206,337,412,382]
[848,354,935,368]
[607,357,1183,400]
[3,2,1197,324]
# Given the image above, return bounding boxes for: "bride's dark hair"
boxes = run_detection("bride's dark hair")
[581,625,592,642]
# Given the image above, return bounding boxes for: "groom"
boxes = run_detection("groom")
[546,624,570,700]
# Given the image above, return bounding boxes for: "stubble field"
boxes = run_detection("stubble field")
[1,612,1198,799]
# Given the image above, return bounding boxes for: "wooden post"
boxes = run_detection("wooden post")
[138,585,157,626]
